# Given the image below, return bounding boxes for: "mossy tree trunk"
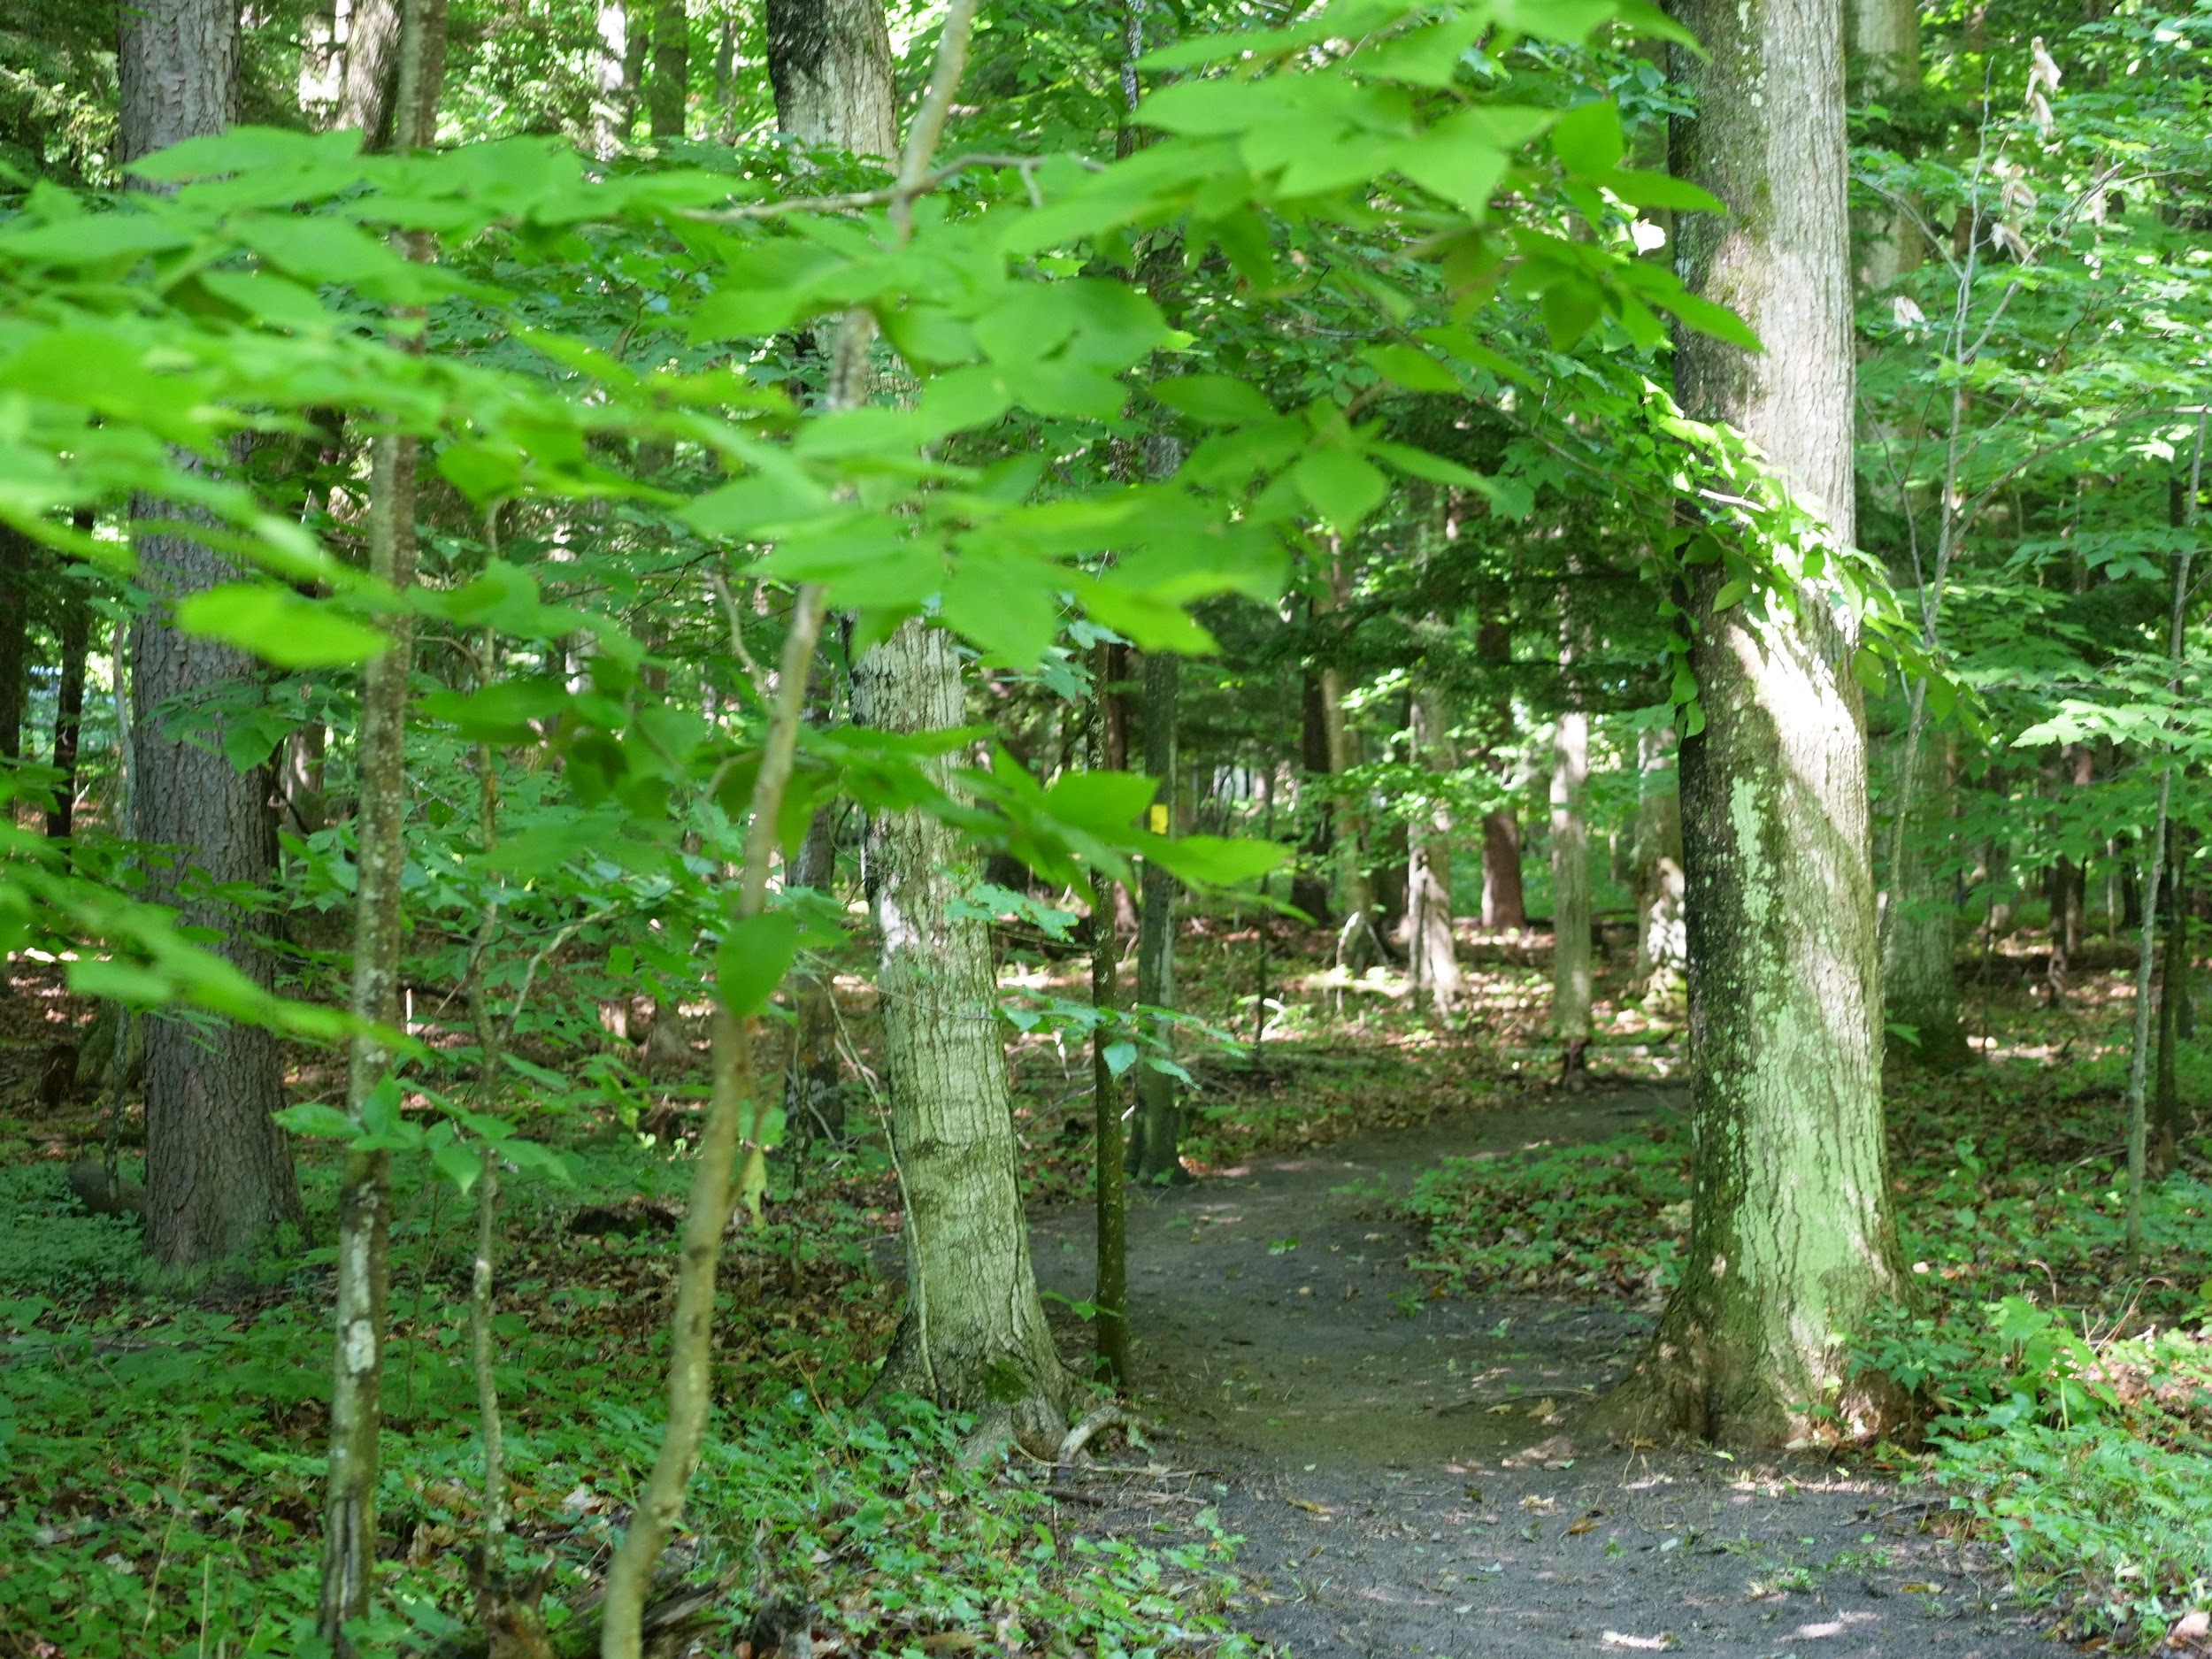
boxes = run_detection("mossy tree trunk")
[854,619,1071,1442]
[1596,0,1908,1448]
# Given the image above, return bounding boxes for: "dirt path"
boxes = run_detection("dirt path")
[1031,1084,2047,1659]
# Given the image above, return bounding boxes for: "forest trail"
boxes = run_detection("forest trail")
[1031,1081,2047,1659]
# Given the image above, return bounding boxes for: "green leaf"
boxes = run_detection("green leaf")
[1103,1041,1139,1077]
[716,911,802,1019]
[1150,374,1276,425]
[1394,123,1510,219]
[274,1102,360,1139]
[177,585,390,669]
[1151,833,1286,887]
[1294,449,1388,534]
[66,959,173,1005]
[432,1141,482,1195]
[1362,343,1460,394]
[1551,99,1624,174]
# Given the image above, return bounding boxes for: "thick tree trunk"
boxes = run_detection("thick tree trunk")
[336,0,401,147]
[1407,687,1462,1017]
[119,0,305,1272]
[46,587,89,844]
[1881,725,1970,1069]
[1550,703,1593,1079]
[853,620,1071,1440]
[648,0,687,138]
[1597,0,1907,1448]
[1127,649,1185,1182]
[1631,726,1686,1014]
[765,0,897,155]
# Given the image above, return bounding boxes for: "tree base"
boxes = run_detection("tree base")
[865,1315,1078,1461]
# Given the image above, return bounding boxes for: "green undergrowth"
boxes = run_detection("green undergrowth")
[1402,1056,2212,1647]
[0,1133,1250,1659]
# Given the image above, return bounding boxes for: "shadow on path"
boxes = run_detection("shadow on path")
[1032,1083,2044,1659]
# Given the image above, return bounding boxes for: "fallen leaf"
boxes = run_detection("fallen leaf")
[1901,1582,1943,1595]
[1287,1498,1329,1515]
[1601,1633,1671,1651]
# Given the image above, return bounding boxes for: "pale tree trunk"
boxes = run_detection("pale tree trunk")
[1128,648,1185,1181]
[1596,0,1907,1448]
[119,0,307,1272]
[594,0,631,158]
[319,2,442,1639]
[1631,726,1686,1015]
[337,0,401,146]
[1881,725,1970,1068]
[765,0,898,155]
[1318,659,1382,971]
[854,621,1071,1441]
[648,0,687,139]
[1476,606,1525,933]
[1549,692,1593,1079]
[1846,0,1921,288]
[1407,687,1463,1017]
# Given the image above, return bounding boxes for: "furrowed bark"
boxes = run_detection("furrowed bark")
[1595,0,1908,1448]
[318,8,441,1640]
[765,0,897,156]
[120,0,307,1273]
[1089,644,1130,1383]
[648,0,687,139]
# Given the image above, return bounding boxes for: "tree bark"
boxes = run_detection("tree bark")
[648,0,687,139]
[46,581,89,845]
[337,0,402,148]
[1596,0,1907,1448]
[1127,648,1185,1182]
[1881,725,1970,1068]
[853,620,1071,1441]
[781,804,842,1141]
[2153,821,2189,1175]
[593,0,632,158]
[1476,607,1525,933]
[765,0,898,155]
[1845,0,1921,288]
[1630,726,1686,1014]
[1087,642,1129,1385]
[1407,687,1463,1017]
[1292,671,1333,926]
[119,0,306,1273]
[1550,646,1593,1080]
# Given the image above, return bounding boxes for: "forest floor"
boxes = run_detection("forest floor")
[1032,1082,2049,1659]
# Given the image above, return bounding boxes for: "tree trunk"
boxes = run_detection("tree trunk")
[0,526,27,765]
[781,805,842,1142]
[119,0,306,1273]
[1549,694,1593,1081]
[1596,0,1907,1448]
[337,0,401,147]
[2153,821,2189,1175]
[1881,725,1970,1069]
[853,620,1071,1442]
[1407,687,1463,1017]
[46,577,90,845]
[1476,607,1525,933]
[648,0,687,138]
[1845,0,1921,288]
[1127,649,1185,1183]
[1631,726,1686,1015]
[765,0,898,155]
[1292,671,1333,926]
[593,0,631,158]
[1087,641,1129,1385]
